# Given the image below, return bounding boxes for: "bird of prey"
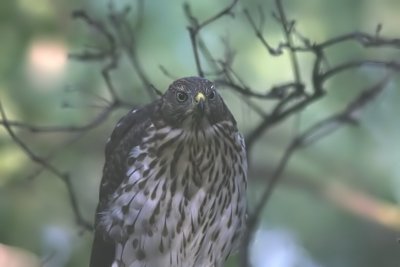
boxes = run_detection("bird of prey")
[90,77,247,267]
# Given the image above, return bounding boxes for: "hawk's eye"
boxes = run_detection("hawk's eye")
[208,91,215,100]
[176,91,188,102]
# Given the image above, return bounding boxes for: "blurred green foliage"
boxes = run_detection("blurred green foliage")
[0,0,399,266]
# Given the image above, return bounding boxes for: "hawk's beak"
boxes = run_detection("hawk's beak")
[195,92,206,113]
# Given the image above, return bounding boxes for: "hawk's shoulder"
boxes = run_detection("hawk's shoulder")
[99,101,160,205]
[90,101,160,267]
[105,103,157,157]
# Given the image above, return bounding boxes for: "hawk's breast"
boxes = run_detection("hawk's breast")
[100,121,247,267]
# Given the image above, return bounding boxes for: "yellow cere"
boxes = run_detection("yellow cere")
[195,92,206,102]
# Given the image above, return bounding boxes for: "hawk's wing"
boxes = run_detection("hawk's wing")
[90,102,157,267]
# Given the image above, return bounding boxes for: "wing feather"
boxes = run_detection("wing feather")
[90,102,158,267]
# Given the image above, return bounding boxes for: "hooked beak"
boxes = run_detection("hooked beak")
[194,92,206,113]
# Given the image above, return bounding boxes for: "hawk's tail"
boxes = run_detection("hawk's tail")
[90,230,115,267]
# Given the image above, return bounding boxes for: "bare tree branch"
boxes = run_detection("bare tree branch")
[243,8,282,56]
[241,76,391,267]
[1,0,399,264]
[275,0,302,87]
[0,101,93,231]
[318,31,400,49]
[0,103,121,133]
[184,0,239,77]
[108,5,158,100]
[70,10,120,102]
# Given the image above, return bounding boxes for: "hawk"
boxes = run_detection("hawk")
[90,77,247,267]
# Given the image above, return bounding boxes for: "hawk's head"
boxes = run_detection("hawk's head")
[160,77,235,129]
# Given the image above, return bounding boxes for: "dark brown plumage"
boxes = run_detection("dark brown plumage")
[90,77,247,267]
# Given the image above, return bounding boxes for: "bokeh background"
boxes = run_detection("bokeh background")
[1,0,399,266]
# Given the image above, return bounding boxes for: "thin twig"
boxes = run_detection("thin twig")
[0,103,119,133]
[0,101,93,231]
[318,31,400,49]
[108,4,157,100]
[70,10,119,101]
[275,0,302,85]
[322,60,400,81]
[243,8,283,56]
[241,76,391,267]
[184,0,239,77]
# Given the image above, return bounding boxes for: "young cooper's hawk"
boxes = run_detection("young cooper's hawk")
[90,77,247,267]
